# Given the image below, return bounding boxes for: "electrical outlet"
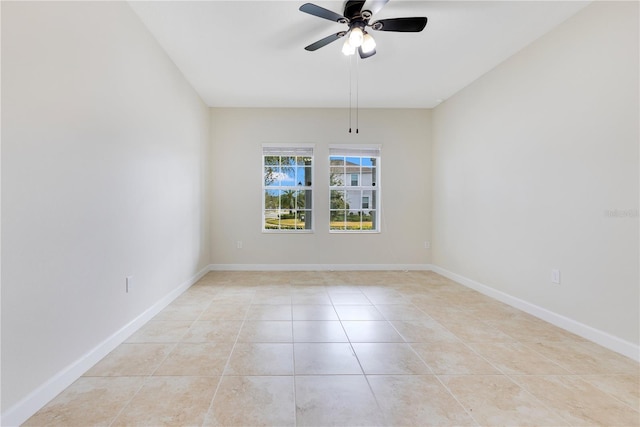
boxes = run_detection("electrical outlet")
[126,276,133,293]
[424,241,431,249]
[551,269,560,284]
[236,241,243,249]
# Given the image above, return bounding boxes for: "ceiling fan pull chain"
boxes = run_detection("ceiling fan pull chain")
[356,54,359,134]
[348,55,353,133]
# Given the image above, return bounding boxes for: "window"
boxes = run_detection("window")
[263,144,313,232]
[329,145,380,232]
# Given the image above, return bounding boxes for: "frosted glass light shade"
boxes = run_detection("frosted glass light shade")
[342,39,356,56]
[361,33,376,53]
[348,27,364,47]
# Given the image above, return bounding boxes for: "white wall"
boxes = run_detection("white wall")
[1,1,210,419]
[210,108,431,268]
[432,1,639,347]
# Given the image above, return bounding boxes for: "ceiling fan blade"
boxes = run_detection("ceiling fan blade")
[299,3,347,23]
[358,46,376,59]
[344,0,365,20]
[361,0,388,16]
[371,17,428,32]
[304,32,345,51]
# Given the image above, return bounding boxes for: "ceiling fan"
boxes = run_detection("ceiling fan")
[299,0,428,58]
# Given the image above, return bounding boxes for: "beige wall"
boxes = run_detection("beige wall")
[210,108,432,268]
[1,1,210,415]
[431,1,639,345]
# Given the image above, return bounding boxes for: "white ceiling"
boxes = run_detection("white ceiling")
[129,0,589,108]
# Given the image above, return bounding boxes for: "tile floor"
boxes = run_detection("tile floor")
[25,271,640,426]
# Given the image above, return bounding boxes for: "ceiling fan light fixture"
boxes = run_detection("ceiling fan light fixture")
[348,26,364,47]
[361,32,376,54]
[342,38,356,56]
[299,2,428,58]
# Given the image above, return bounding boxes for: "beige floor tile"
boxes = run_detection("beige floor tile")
[23,377,144,427]
[342,320,404,342]
[439,375,568,426]
[295,375,384,426]
[154,342,233,376]
[487,314,586,342]
[326,283,363,292]
[526,341,639,374]
[580,374,640,408]
[199,303,249,321]
[292,285,329,295]
[112,376,218,426]
[292,293,332,304]
[391,319,459,343]
[246,304,293,320]
[224,343,294,375]
[469,342,570,375]
[181,320,242,342]
[335,305,385,320]
[294,343,363,374]
[251,293,292,305]
[181,289,221,302]
[512,375,640,426]
[466,301,525,322]
[204,376,296,426]
[352,343,431,375]
[439,319,517,343]
[209,295,254,305]
[420,306,481,324]
[125,320,192,343]
[362,292,408,305]
[292,304,339,320]
[367,375,477,426]
[208,286,256,296]
[264,276,293,286]
[237,320,293,342]
[374,304,431,321]
[84,343,174,376]
[153,301,210,321]
[290,274,328,286]
[293,320,348,342]
[411,342,500,375]
[330,292,372,305]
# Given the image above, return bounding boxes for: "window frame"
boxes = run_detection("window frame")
[262,144,314,233]
[329,144,381,233]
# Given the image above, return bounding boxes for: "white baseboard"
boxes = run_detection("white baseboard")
[208,263,431,271]
[0,265,210,427]
[430,265,640,362]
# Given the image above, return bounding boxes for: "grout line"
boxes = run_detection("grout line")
[289,285,298,427]
[431,374,483,427]
[106,376,151,427]
[576,374,640,413]
[201,286,253,424]
[335,300,389,426]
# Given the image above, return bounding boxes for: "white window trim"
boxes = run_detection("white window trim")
[262,143,315,233]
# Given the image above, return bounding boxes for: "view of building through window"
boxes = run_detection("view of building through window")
[329,149,380,231]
